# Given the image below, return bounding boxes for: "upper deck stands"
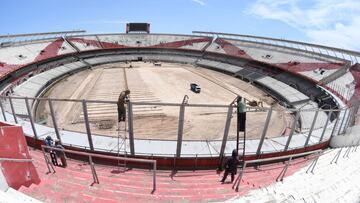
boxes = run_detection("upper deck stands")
[0,38,76,79]
[196,59,244,74]
[255,76,310,105]
[0,32,358,107]
[349,63,360,102]
[207,38,342,63]
[96,34,212,51]
[205,38,346,82]
[67,36,103,51]
[0,39,76,65]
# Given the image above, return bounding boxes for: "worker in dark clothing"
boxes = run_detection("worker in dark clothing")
[45,136,54,147]
[221,149,240,183]
[117,90,130,122]
[44,136,58,166]
[54,141,67,168]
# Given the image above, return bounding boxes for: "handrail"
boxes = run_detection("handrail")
[245,149,322,164]
[193,31,360,63]
[41,145,157,192]
[0,95,348,112]
[232,149,323,191]
[0,30,86,39]
[0,158,33,162]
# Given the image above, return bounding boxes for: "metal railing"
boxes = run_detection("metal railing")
[0,30,86,45]
[0,95,352,160]
[232,149,323,192]
[193,31,360,65]
[2,31,358,65]
[0,158,33,163]
[41,145,157,192]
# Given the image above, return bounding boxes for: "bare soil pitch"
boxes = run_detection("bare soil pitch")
[36,62,287,140]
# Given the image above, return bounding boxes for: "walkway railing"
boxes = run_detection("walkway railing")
[193,31,360,65]
[232,149,323,192]
[0,158,33,163]
[0,30,86,45]
[41,145,157,192]
[0,94,352,162]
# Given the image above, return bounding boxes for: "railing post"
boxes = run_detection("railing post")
[319,111,332,142]
[41,147,55,173]
[233,162,247,192]
[330,148,342,164]
[304,110,319,147]
[330,111,341,138]
[337,108,348,135]
[82,100,94,151]
[173,154,176,170]
[8,97,17,123]
[256,108,273,156]
[176,95,188,158]
[343,107,354,131]
[344,103,359,130]
[276,157,292,182]
[306,151,322,173]
[127,101,135,155]
[152,162,157,193]
[0,98,7,121]
[25,97,38,139]
[194,154,198,171]
[219,104,234,165]
[349,103,360,127]
[343,146,352,158]
[284,110,300,151]
[48,98,61,143]
[89,155,99,184]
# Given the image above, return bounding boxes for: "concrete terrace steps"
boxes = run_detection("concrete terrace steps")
[72,66,166,123]
[232,148,360,202]
[19,148,313,202]
[82,108,164,116]
[86,104,163,111]
[77,111,166,123]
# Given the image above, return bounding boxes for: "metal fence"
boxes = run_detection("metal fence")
[0,96,356,158]
[41,145,157,192]
[193,31,360,65]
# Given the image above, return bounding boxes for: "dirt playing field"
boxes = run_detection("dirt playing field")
[36,62,288,140]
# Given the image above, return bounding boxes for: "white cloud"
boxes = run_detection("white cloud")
[247,0,360,50]
[191,0,206,6]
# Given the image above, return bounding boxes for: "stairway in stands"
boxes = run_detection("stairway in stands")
[19,147,313,202]
[125,67,164,117]
[125,66,179,138]
[78,66,127,122]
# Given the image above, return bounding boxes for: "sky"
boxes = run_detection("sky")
[0,0,359,51]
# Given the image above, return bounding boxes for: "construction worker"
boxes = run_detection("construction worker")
[220,149,240,183]
[54,140,67,168]
[44,136,58,166]
[117,89,130,122]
